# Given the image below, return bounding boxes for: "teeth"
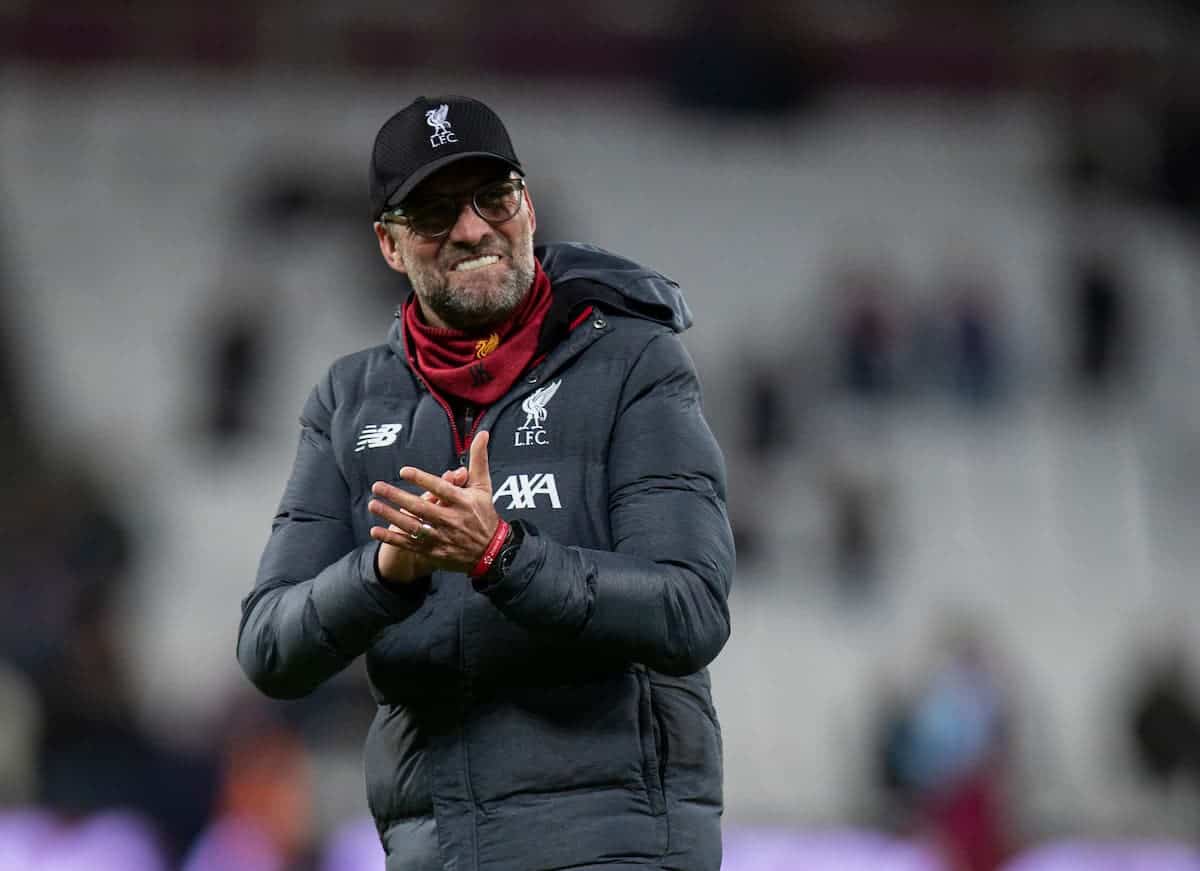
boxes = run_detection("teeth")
[453,255,499,272]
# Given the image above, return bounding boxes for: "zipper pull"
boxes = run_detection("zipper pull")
[460,406,475,466]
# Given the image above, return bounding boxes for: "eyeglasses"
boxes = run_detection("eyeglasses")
[380,177,527,239]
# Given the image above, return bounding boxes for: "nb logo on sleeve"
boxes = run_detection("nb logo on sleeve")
[492,473,562,510]
[355,423,404,451]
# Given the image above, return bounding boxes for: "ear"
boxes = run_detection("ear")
[525,190,536,236]
[374,222,408,274]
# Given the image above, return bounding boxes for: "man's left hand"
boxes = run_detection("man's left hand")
[368,430,501,574]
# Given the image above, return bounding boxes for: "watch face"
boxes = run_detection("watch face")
[495,523,523,577]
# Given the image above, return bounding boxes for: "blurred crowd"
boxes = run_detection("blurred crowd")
[3,2,1200,869]
[726,220,1143,590]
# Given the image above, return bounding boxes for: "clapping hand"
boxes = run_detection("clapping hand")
[369,431,501,581]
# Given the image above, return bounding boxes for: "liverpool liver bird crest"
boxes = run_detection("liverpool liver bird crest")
[519,380,561,431]
[425,104,451,135]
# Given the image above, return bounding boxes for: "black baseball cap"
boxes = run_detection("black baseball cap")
[369,95,524,220]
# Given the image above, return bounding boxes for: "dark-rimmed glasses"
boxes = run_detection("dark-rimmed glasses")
[380,177,527,239]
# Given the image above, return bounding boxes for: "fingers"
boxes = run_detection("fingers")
[397,455,471,501]
[420,468,467,505]
[371,525,409,546]
[370,462,468,535]
[371,525,415,548]
[467,430,491,491]
[399,465,463,504]
[369,452,487,574]
[367,506,422,541]
[370,524,435,553]
[369,484,450,529]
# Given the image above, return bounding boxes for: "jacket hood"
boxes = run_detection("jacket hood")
[536,242,692,333]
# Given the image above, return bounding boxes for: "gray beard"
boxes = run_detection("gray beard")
[415,257,535,332]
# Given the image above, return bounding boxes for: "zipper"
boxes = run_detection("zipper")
[459,406,478,467]
[406,305,602,465]
[407,356,486,466]
[408,357,467,454]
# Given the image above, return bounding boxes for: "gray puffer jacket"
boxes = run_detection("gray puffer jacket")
[238,242,735,871]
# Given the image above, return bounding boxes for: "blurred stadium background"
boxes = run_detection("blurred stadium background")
[2,1,1200,869]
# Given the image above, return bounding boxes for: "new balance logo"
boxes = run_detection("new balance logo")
[354,423,403,451]
[492,473,562,510]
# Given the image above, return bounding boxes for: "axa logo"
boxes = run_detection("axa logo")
[515,379,561,447]
[492,473,562,510]
[355,423,403,451]
[425,104,457,148]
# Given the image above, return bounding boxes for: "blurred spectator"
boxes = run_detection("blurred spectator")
[194,278,273,448]
[740,351,797,459]
[1127,641,1200,794]
[724,349,800,571]
[0,464,131,678]
[814,407,893,604]
[1067,254,1135,398]
[941,265,1006,410]
[830,261,905,403]
[908,260,1006,410]
[34,521,218,859]
[270,666,378,843]
[824,461,886,603]
[875,620,1015,871]
[0,452,217,858]
[877,680,920,817]
[183,707,317,871]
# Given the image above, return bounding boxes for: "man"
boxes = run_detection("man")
[237,95,734,871]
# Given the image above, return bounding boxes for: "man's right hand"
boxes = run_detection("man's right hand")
[374,466,469,584]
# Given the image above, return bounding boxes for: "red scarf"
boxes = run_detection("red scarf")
[403,260,553,406]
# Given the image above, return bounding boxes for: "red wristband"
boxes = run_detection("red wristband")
[469,519,511,579]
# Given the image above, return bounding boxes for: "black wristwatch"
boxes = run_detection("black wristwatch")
[474,519,525,591]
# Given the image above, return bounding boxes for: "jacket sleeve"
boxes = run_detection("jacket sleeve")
[482,331,734,676]
[237,371,428,699]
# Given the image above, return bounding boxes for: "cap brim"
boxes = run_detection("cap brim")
[381,151,524,216]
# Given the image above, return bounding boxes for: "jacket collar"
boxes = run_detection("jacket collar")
[386,241,691,360]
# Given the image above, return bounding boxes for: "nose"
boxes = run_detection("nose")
[446,200,491,245]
